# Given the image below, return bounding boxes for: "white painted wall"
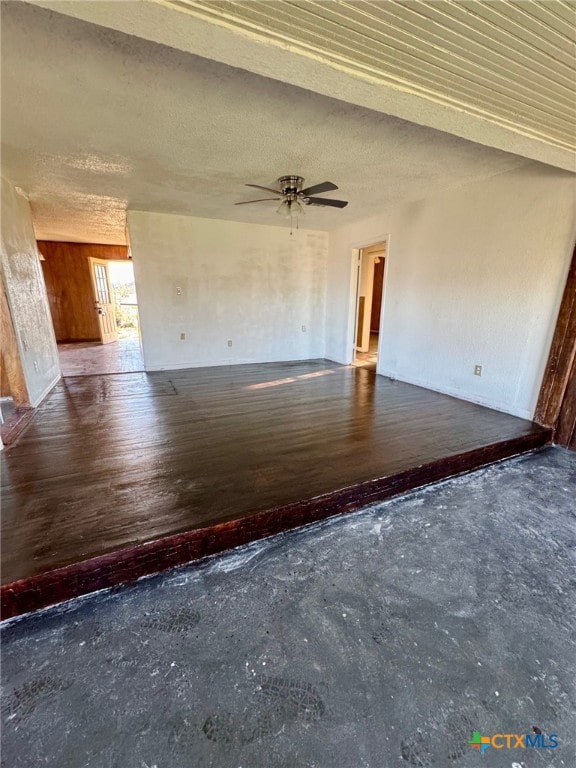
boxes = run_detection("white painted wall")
[128,211,328,370]
[0,177,60,406]
[326,163,576,419]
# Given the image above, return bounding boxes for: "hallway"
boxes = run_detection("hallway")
[353,332,379,368]
[58,337,144,377]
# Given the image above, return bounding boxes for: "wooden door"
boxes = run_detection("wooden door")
[89,258,118,344]
[370,258,385,332]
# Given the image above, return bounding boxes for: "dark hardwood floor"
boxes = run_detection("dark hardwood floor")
[1,360,550,618]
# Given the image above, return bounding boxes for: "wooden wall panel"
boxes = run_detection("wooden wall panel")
[37,242,128,342]
[0,272,30,405]
[37,242,129,261]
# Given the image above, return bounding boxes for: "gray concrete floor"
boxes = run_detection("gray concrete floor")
[2,447,575,767]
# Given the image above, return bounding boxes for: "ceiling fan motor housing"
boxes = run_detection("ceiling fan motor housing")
[278,175,305,200]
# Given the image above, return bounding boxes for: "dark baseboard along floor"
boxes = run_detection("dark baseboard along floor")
[0,402,36,447]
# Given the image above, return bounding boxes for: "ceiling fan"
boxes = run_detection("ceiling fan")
[235,175,348,217]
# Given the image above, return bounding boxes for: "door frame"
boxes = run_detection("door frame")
[105,258,143,356]
[348,234,390,366]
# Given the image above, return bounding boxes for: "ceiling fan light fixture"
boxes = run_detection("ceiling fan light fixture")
[276,199,304,218]
[276,200,291,217]
[291,199,304,216]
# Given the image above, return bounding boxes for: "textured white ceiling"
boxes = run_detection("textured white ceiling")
[1,2,541,243]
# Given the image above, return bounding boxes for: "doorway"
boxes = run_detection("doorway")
[57,259,144,376]
[352,241,387,369]
[39,241,144,376]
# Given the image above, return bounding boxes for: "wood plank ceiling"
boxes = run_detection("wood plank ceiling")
[169,0,576,156]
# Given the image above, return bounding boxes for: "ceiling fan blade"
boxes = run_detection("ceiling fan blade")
[235,198,282,205]
[305,196,348,208]
[300,181,338,196]
[246,183,282,195]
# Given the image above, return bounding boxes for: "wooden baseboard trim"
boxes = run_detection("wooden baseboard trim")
[0,407,36,448]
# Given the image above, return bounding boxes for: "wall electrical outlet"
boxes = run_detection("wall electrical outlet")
[227,340,233,347]
[302,325,307,332]
[33,360,39,372]
[474,365,482,376]
[175,286,183,296]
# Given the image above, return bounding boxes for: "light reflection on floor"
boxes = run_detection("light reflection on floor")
[245,369,335,390]
[58,336,144,376]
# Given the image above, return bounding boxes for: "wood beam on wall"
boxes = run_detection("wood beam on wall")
[535,243,576,449]
[0,271,30,406]
[555,355,576,449]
